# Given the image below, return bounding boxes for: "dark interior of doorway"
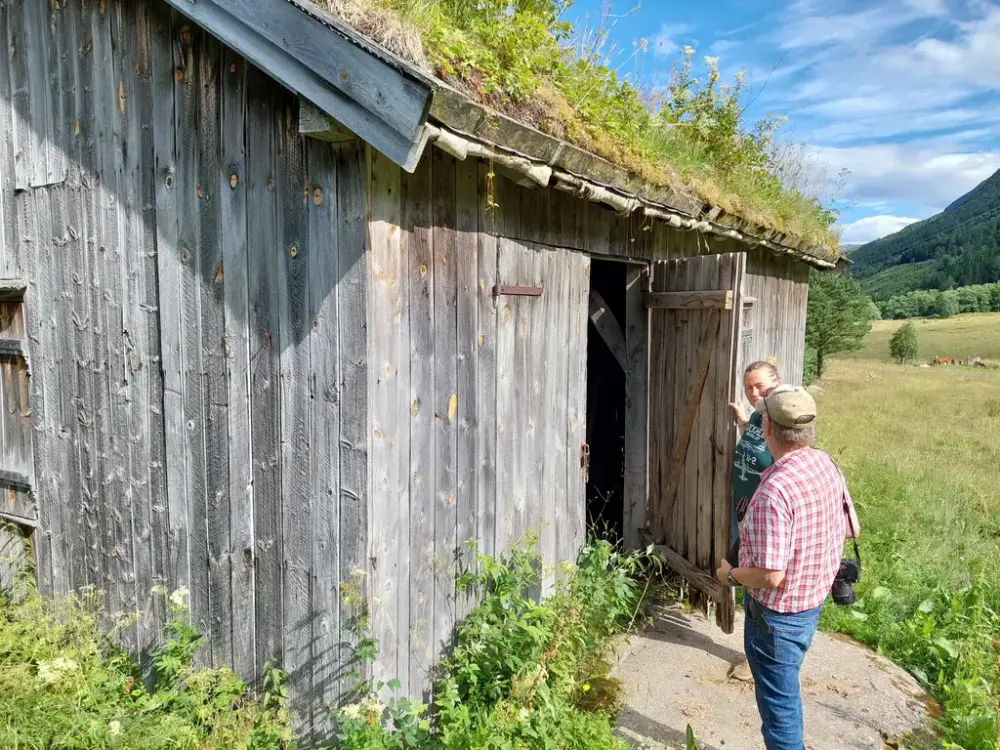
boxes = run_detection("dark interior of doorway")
[586,259,628,541]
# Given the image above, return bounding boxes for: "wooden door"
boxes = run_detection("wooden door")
[494,239,589,577]
[646,253,745,633]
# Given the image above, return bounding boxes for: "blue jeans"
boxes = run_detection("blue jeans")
[744,598,822,750]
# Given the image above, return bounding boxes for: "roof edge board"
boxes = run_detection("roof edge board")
[424,122,835,269]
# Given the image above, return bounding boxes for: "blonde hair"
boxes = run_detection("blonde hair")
[745,357,780,382]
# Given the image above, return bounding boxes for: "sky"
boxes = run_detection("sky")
[563,0,1000,244]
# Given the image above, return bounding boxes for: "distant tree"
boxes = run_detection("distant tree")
[805,270,877,378]
[931,291,957,319]
[889,321,919,364]
[865,299,882,321]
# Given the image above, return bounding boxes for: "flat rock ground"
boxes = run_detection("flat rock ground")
[612,603,933,750]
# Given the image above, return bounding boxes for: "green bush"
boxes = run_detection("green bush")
[889,321,919,363]
[337,537,659,750]
[0,587,297,750]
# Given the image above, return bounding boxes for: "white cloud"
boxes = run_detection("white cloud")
[808,141,999,211]
[653,23,693,57]
[881,5,1000,88]
[776,0,949,51]
[839,215,923,244]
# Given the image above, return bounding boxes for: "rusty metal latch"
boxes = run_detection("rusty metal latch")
[494,284,543,298]
[580,443,591,483]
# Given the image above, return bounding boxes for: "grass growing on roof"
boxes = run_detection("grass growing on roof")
[318,0,839,252]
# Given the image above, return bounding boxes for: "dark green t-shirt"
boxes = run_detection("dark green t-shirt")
[732,410,773,524]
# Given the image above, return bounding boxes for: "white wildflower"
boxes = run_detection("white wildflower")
[683,45,695,57]
[108,720,122,737]
[37,656,81,686]
[341,703,363,720]
[168,587,189,609]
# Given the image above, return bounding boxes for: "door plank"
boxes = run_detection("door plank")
[662,311,721,526]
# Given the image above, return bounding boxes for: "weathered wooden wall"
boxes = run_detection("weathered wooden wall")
[366,150,590,697]
[0,0,367,736]
[742,250,811,386]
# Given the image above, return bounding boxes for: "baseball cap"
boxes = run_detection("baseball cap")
[758,384,817,429]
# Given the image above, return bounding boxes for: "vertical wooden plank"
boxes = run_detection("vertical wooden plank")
[454,156,478,619]
[714,253,741,633]
[623,263,648,550]
[115,0,162,659]
[86,0,120,610]
[335,140,368,699]
[523,244,544,574]
[39,0,78,597]
[221,51,254,681]
[276,107,312,721]
[74,0,103,593]
[0,0,14,276]
[494,238,516,554]
[368,148,403,692]
[44,0,68,184]
[508,242,534,550]
[404,153,434,698]
[695,257,720,581]
[173,16,210,644]
[475,161,497,563]
[9,0,41,191]
[246,68,283,675]
[431,147,458,664]
[194,36,232,669]
[32,185,67,597]
[672,260,691,558]
[569,253,590,560]
[540,248,568,580]
[95,0,138,645]
[306,139,340,737]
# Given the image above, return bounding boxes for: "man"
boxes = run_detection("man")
[716,385,860,750]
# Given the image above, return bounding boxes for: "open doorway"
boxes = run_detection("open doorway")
[586,259,629,540]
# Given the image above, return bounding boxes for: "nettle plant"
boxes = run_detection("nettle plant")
[336,537,661,750]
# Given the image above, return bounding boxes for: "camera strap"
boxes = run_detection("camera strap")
[843,499,861,572]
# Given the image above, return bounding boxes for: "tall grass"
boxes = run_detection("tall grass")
[817,336,1000,749]
[317,0,839,250]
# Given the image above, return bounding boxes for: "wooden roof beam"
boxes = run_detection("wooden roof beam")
[162,0,434,171]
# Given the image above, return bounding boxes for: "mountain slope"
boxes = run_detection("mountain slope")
[850,169,1000,299]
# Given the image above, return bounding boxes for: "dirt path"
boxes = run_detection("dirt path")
[612,603,933,750]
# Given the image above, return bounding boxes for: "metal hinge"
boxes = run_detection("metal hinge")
[580,443,591,483]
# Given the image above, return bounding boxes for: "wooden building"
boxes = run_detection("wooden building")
[0,0,836,737]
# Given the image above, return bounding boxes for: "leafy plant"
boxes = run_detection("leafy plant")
[805,269,877,378]
[889,321,919,364]
[0,587,299,750]
[335,536,661,750]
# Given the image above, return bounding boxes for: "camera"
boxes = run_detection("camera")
[831,557,861,606]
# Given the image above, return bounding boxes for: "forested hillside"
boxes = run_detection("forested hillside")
[850,169,1000,298]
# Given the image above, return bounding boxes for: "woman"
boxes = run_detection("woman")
[726,359,780,684]
[727,358,781,567]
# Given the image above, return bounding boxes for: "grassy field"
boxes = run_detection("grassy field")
[845,312,1000,362]
[816,313,1000,749]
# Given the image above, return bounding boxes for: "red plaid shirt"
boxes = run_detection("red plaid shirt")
[738,447,856,613]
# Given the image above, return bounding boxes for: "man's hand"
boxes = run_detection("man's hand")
[717,559,733,586]
[729,402,748,428]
